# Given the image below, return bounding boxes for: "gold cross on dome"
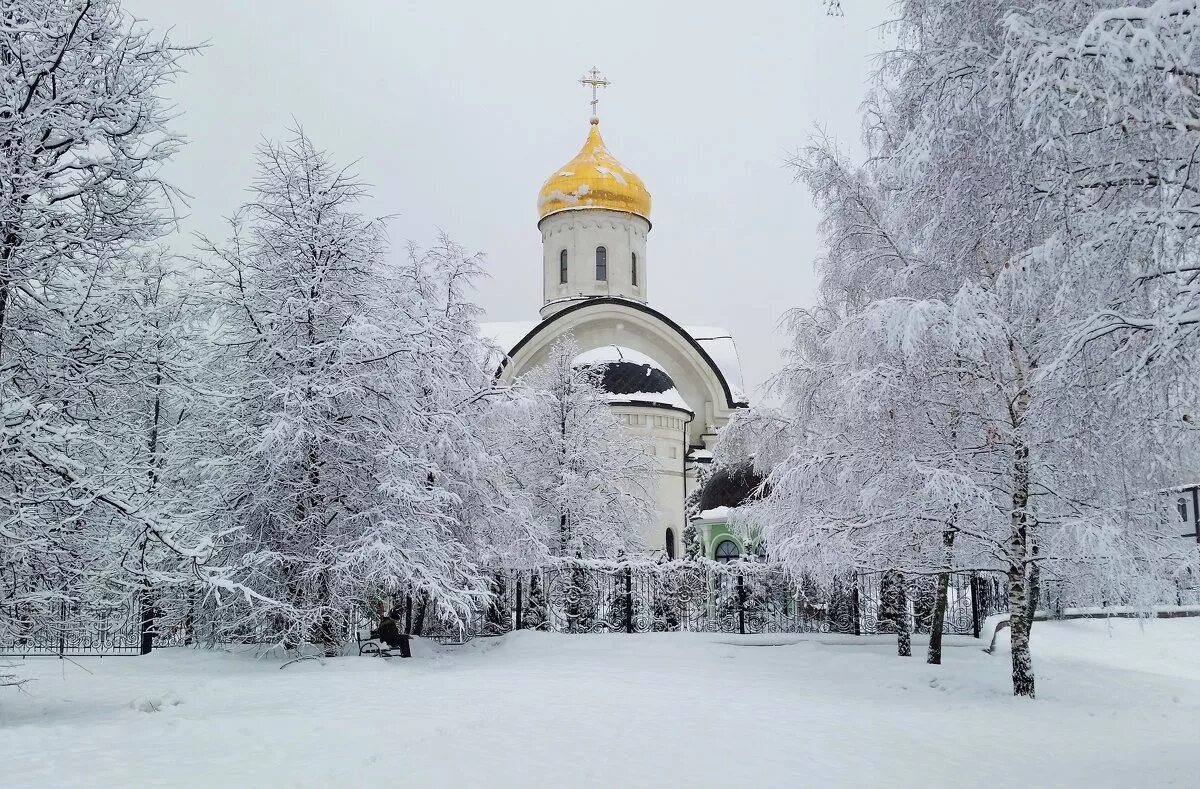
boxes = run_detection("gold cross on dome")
[579,66,610,119]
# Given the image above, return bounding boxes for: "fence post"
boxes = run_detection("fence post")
[58,600,67,658]
[851,577,861,637]
[970,573,981,639]
[515,570,524,631]
[625,566,634,634]
[737,574,746,635]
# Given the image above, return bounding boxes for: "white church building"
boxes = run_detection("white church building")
[482,74,749,557]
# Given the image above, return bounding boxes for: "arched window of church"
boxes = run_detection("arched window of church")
[631,252,638,286]
[595,246,607,281]
[559,249,568,284]
[665,528,676,560]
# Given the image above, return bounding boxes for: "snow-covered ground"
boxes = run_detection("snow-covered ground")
[3,619,1198,788]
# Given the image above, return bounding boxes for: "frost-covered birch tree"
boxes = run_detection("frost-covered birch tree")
[731,0,1200,696]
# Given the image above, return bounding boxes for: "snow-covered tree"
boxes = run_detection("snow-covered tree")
[493,336,655,562]
[0,1,242,661]
[1000,1,1200,368]
[198,131,496,651]
[733,0,1200,695]
[682,464,711,561]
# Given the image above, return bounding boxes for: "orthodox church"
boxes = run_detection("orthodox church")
[482,70,749,559]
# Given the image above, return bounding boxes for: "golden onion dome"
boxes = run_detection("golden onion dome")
[537,119,651,222]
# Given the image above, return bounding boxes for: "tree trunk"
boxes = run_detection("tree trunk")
[0,276,9,365]
[0,226,16,365]
[883,570,911,657]
[411,594,428,637]
[896,582,911,657]
[316,614,340,657]
[1008,436,1035,698]
[1005,344,1036,698]
[1025,541,1041,622]
[316,569,339,657]
[927,526,956,665]
[1008,563,1035,698]
[927,571,950,665]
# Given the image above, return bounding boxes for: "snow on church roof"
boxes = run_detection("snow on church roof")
[683,326,747,404]
[573,346,693,413]
[478,319,748,404]
[573,344,661,368]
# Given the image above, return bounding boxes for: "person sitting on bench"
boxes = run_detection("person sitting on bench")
[372,601,411,658]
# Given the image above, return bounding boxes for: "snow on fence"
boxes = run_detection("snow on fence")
[0,598,149,657]
[449,564,1011,640]
[19,562,1185,656]
[165,564,1011,648]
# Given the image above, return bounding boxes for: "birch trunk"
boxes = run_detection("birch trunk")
[1008,561,1035,697]
[1025,541,1041,622]
[1008,405,1036,697]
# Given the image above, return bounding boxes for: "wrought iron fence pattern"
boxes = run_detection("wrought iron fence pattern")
[3,565,1020,655]
[1,599,145,656]
[419,565,1011,642]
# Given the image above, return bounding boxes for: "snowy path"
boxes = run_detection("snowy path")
[2,620,1198,788]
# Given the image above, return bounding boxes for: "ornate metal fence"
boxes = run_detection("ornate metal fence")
[852,571,1008,639]
[0,598,147,657]
[2,565,1013,655]
[416,564,1009,641]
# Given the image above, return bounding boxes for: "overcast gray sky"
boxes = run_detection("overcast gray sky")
[124,0,893,398]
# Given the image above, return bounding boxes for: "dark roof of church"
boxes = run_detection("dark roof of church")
[594,360,675,396]
[571,345,691,412]
[698,461,765,511]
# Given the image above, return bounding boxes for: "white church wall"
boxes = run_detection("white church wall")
[539,209,649,315]
[611,403,690,552]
